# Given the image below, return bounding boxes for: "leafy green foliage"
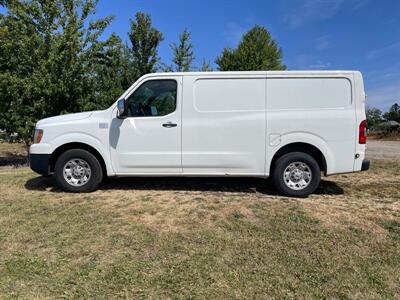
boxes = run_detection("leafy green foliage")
[216,25,286,71]
[158,62,174,72]
[200,59,213,71]
[84,34,131,111]
[170,29,194,72]
[383,103,400,122]
[0,0,127,143]
[366,107,383,128]
[128,12,163,78]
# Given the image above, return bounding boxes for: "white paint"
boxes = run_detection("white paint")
[183,75,266,175]
[109,75,183,174]
[30,70,367,178]
[267,77,352,109]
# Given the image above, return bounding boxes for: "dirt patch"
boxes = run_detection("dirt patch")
[366,140,400,160]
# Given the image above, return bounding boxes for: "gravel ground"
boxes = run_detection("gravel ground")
[366,140,400,160]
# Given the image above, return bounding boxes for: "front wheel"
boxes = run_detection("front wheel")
[271,152,320,198]
[54,149,103,192]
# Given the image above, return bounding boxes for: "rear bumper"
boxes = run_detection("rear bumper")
[30,153,51,176]
[361,159,370,171]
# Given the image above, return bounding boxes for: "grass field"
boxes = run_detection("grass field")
[0,149,399,298]
[0,142,27,167]
[0,142,26,157]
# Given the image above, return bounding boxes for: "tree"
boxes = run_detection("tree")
[158,62,174,72]
[0,0,123,145]
[366,107,383,129]
[170,29,194,71]
[200,59,213,71]
[84,34,131,111]
[383,103,400,122]
[216,25,286,71]
[128,12,163,78]
[216,48,239,71]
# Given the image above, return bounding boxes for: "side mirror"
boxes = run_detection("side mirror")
[117,99,127,119]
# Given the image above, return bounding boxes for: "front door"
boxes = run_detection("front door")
[110,76,182,174]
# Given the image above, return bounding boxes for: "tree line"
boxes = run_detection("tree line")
[367,103,400,132]
[0,0,285,144]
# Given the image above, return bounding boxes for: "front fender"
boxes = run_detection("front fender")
[50,133,115,176]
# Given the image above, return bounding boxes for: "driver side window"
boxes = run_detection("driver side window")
[126,79,177,117]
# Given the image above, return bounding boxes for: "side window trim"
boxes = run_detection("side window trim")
[125,78,178,118]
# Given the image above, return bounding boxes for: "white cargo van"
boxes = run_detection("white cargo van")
[30,71,369,197]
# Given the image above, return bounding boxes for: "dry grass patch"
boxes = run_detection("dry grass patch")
[0,160,399,298]
[0,142,26,157]
[0,142,28,167]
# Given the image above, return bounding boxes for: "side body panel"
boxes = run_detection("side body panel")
[181,74,266,175]
[265,73,357,176]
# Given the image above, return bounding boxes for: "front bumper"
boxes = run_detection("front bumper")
[361,159,370,171]
[30,153,51,176]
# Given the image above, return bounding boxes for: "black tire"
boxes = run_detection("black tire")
[54,149,103,192]
[271,152,320,198]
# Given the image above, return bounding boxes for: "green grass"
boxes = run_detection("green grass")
[0,160,399,298]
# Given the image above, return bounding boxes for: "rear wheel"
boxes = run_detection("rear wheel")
[271,152,320,197]
[54,149,103,192]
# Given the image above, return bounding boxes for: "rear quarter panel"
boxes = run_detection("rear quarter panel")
[266,73,357,176]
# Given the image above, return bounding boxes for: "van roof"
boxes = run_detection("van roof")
[142,70,360,78]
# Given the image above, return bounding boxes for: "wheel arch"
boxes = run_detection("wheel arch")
[269,142,328,176]
[49,142,107,176]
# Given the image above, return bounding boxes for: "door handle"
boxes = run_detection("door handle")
[162,122,177,128]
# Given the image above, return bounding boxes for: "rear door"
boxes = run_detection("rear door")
[110,76,182,174]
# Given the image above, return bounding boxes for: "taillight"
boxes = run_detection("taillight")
[359,120,367,144]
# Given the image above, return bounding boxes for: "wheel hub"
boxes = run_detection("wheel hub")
[290,169,304,181]
[72,166,84,177]
[63,158,91,187]
[283,162,312,191]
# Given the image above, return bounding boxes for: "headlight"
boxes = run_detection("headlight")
[33,129,43,144]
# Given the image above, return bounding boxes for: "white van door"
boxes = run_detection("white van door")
[110,76,182,174]
[182,75,266,175]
